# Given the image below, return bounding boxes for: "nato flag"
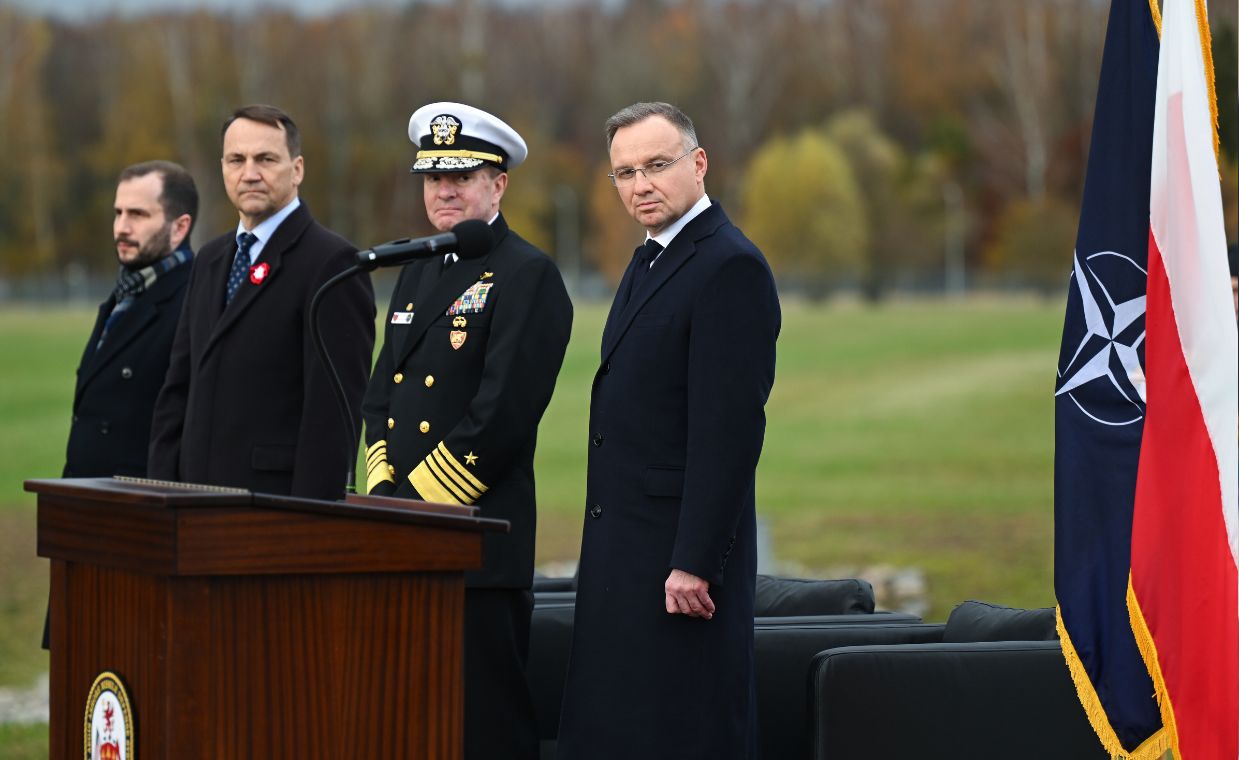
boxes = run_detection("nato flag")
[1053,0,1164,754]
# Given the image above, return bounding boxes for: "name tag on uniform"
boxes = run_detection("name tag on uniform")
[390,311,414,324]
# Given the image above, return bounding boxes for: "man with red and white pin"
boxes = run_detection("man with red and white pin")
[149,104,375,500]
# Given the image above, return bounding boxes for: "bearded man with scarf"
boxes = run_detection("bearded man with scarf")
[63,160,198,478]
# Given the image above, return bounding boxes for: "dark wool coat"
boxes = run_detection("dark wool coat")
[557,202,780,760]
[64,260,192,478]
[148,203,375,500]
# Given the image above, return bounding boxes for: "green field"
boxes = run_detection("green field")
[0,297,1064,696]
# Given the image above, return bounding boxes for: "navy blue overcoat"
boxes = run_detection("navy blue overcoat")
[558,202,780,760]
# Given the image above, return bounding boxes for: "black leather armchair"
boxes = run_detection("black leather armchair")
[808,602,1107,759]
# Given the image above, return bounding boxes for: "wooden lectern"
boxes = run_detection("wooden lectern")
[26,477,508,759]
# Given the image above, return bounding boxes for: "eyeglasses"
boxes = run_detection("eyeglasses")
[608,146,698,186]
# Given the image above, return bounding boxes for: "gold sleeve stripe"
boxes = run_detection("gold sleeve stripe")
[428,446,480,500]
[416,149,504,164]
[428,450,481,503]
[435,442,487,494]
[366,464,395,494]
[408,461,463,505]
[365,439,394,493]
[425,456,475,505]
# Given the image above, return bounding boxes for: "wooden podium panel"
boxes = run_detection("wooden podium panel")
[28,478,506,760]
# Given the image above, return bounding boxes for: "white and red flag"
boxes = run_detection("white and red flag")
[1129,1,1238,759]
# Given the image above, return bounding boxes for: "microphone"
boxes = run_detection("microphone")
[355,219,494,271]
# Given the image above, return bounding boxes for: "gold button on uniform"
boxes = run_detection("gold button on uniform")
[387,418,395,430]
[388,464,396,475]
[406,302,414,310]
[424,375,435,388]
[419,421,430,434]
[394,372,404,384]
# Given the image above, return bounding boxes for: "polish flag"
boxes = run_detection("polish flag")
[1129,1,1239,759]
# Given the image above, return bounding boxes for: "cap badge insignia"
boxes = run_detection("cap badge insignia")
[431,115,461,146]
[249,262,270,285]
[450,330,467,350]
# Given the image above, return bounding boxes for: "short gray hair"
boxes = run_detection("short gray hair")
[604,102,698,152]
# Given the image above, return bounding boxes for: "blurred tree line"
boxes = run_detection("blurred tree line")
[0,0,1235,298]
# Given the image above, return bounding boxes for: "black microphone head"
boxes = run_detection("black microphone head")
[452,219,494,260]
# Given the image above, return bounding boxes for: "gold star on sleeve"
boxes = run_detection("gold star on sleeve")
[408,442,488,505]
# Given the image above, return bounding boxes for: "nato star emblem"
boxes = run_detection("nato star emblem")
[1055,250,1147,426]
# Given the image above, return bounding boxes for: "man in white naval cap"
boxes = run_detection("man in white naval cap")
[361,102,572,759]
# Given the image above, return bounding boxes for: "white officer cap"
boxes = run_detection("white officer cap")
[408,102,528,173]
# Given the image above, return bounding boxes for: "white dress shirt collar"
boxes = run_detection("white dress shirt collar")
[234,196,302,264]
[646,193,711,265]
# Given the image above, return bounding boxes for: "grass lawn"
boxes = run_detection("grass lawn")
[0,722,47,759]
[0,296,1065,695]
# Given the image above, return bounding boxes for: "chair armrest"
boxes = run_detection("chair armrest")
[532,576,577,593]
[533,590,577,607]
[756,610,921,626]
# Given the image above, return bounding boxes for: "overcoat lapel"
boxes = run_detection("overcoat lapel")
[203,205,311,359]
[74,301,111,394]
[600,251,642,355]
[76,297,158,391]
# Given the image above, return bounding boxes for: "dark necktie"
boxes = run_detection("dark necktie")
[626,239,663,306]
[226,232,258,305]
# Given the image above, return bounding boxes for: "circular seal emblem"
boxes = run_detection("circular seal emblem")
[84,671,134,760]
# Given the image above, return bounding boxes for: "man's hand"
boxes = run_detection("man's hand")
[665,569,715,619]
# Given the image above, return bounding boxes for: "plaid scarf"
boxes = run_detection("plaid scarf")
[97,243,194,349]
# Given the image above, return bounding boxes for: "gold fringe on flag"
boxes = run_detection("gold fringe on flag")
[1057,605,1173,759]
[1149,0,1221,162]
[1127,579,1180,760]
[1191,0,1220,162]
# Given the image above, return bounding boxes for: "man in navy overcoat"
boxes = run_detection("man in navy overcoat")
[65,161,197,478]
[557,102,780,760]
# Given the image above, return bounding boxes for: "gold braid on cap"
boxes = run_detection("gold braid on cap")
[416,149,504,164]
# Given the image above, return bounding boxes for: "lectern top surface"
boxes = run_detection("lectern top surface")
[25,477,509,533]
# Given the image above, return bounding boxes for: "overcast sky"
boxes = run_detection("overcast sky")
[3,0,609,20]
[5,0,415,18]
